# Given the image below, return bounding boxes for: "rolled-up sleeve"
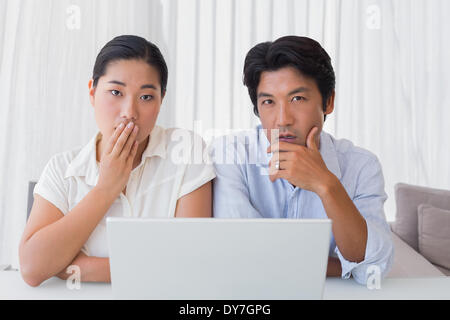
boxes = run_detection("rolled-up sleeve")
[335,157,394,285]
[210,137,263,218]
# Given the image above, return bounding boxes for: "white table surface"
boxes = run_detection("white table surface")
[1,271,449,300]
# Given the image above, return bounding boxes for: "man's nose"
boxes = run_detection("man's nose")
[277,103,294,127]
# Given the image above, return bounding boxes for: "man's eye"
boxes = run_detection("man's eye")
[292,96,305,102]
[262,99,273,105]
[140,95,153,101]
[110,90,122,96]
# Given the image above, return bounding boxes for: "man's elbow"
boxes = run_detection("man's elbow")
[340,247,366,264]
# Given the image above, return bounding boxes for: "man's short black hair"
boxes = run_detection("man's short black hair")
[243,36,336,121]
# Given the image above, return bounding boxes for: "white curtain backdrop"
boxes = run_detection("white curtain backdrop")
[1,0,449,268]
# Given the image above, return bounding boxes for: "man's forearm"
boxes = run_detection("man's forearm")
[326,256,342,277]
[317,174,368,263]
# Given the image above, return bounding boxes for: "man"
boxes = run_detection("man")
[211,36,393,285]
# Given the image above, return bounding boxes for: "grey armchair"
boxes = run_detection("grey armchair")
[388,183,450,277]
[27,181,37,220]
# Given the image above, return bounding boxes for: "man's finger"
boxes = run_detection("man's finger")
[306,126,319,150]
[269,151,296,164]
[268,168,279,182]
[267,141,301,154]
[268,162,291,182]
[268,156,281,178]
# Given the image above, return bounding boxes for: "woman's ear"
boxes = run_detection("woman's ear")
[88,79,95,107]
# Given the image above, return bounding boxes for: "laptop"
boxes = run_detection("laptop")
[106,218,331,300]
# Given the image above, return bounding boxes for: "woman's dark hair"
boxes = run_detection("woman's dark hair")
[92,35,168,94]
[243,36,335,121]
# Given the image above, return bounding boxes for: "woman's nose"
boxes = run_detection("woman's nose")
[121,99,138,121]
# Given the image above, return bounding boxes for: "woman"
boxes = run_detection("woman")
[19,35,215,286]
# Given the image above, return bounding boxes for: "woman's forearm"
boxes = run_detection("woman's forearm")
[20,187,116,285]
[57,252,111,283]
[79,257,110,283]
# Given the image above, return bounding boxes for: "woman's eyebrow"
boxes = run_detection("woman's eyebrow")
[107,81,157,90]
[140,84,157,90]
[108,80,126,86]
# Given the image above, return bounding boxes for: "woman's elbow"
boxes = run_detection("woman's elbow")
[19,263,45,287]
[19,244,46,287]
[22,275,43,287]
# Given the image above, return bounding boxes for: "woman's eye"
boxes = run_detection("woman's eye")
[292,96,305,102]
[110,90,122,96]
[140,95,153,101]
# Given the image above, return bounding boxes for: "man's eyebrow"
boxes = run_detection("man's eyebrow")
[257,92,273,98]
[288,87,310,95]
[257,87,310,98]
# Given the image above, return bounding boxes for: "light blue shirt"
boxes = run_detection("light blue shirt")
[210,125,394,285]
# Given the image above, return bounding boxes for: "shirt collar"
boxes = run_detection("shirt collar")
[64,125,167,186]
[257,125,342,180]
[140,125,167,160]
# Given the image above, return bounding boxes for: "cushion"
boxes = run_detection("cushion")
[418,204,450,271]
[393,183,450,251]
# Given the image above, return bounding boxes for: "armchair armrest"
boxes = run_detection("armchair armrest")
[387,230,445,278]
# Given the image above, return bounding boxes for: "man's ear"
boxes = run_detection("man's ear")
[324,90,335,115]
[88,79,95,107]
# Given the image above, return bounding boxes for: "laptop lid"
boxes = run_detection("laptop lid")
[107,218,331,300]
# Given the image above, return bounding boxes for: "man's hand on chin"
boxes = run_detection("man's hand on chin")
[267,126,336,195]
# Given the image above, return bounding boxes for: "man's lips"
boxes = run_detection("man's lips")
[278,133,297,142]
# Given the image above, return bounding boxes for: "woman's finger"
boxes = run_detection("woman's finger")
[127,140,139,167]
[105,122,126,155]
[111,122,135,157]
[120,125,139,159]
